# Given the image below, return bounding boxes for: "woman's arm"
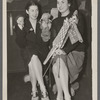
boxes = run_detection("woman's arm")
[62,13,86,54]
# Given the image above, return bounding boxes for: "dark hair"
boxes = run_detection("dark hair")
[68,0,78,13]
[25,0,42,20]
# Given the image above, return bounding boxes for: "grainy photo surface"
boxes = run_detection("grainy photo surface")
[3,0,97,100]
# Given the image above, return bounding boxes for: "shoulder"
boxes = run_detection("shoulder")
[78,11,86,23]
[52,17,63,24]
[52,18,58,25]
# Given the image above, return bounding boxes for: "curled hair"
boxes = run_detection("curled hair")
[25,0,39,10]
[68,0,78,13]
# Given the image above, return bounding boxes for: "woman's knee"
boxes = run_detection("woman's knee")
[53,57,68,76]
[52,63,59,76]
[52,57,63,75]
[31,55,39,61]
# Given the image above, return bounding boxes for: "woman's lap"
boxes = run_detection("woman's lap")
[52,51,85,83]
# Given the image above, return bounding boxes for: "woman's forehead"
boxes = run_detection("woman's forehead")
[29,5,38,10]
[57,0,67,2]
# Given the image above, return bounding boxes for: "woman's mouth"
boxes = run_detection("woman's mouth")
[59,7,63,11]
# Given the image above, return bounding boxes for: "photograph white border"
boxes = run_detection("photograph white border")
[3,0,7,100]
[92,0,97,100]
[2,0,98,100]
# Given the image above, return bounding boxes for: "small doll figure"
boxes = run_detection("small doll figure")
[14,15,31,82]
[16,15,24,30]
[14,15,26,49]
[39,13,52,42]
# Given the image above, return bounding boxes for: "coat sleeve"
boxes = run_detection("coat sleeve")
[14,25,27,49]
[62,13,86,54]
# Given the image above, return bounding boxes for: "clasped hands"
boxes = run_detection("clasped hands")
[52,48,66,58]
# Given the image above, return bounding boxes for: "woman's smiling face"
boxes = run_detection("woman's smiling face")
[57,0,70,14]
[26,5,39,20]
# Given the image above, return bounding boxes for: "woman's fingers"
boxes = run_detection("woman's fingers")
[54,49,66,55]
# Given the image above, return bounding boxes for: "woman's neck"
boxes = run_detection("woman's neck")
[29,18,37,23]
[29,18,37,33]
[61,10,70,17]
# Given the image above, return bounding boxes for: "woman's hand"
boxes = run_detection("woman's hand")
[53,49,66,58]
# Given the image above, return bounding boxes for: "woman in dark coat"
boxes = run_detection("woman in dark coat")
[49,0,86,100]
[15,1,50,100]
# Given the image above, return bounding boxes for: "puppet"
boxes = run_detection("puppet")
[39,13,52,42]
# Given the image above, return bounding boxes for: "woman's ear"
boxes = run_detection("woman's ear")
[26,10,29,15]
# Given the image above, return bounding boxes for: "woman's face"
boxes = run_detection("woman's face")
[26,5,39,20]
[57,0,70,14]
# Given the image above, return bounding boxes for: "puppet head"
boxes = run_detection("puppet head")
[40,13,52,30]
[39,13,52,42]
[16,15,24,27]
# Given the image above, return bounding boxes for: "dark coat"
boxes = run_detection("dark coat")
[51,12,86,54]
[15,18,50,65]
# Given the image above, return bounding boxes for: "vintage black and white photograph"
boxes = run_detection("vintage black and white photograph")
[3,0,97,100]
